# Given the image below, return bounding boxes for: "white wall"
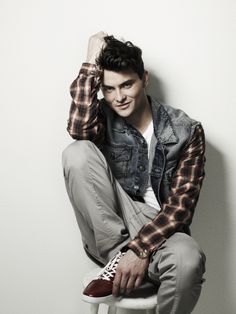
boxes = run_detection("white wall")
[1,1,235,313]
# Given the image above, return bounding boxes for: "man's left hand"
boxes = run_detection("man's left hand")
[112,249,149,296]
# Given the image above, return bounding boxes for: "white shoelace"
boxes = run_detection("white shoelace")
[97,251,125,281]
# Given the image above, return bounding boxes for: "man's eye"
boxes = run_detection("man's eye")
[123,83,132,89]
[104,87,113,93]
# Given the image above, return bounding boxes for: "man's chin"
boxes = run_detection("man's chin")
[115,109,132,118]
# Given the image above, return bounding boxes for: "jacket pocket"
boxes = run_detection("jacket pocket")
[102,145,132,179]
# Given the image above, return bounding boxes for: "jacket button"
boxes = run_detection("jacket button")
[134,185,139,191]
[139,165,145,171]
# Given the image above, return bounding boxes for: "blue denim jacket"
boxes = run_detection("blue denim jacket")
[100,95,200,206]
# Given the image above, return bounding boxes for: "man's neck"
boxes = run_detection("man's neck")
[125,95,152,134]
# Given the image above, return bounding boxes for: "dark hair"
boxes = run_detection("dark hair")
[96,35,145,79]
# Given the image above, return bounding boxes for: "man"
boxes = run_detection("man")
[62,31,206,314]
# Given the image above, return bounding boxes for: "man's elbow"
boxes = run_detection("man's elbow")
[66,127,81,140]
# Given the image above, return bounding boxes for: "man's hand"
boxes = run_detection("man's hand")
[86,31,108,64]
[112,249,149,296]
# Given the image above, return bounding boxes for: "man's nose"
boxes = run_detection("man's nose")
[115,89,126,103]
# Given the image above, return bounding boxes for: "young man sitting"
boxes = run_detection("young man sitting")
[62,31,206,314]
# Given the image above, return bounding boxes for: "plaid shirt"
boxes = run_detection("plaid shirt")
[67,63,206,257]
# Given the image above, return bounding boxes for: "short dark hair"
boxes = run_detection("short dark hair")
[96,35,145,79]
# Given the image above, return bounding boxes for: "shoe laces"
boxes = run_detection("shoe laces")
[97,251,125,281]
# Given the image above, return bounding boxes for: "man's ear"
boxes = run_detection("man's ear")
[142,70,149,88]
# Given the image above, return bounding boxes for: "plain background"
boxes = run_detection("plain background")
[1,0,235,313]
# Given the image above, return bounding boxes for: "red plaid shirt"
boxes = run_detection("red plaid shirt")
[67,63,206,257]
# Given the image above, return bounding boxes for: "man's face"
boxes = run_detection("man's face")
[101,69,148,120]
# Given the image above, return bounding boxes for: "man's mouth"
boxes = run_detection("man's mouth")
[116,101,131,109]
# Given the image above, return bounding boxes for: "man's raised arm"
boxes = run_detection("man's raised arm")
[67,31,107,143]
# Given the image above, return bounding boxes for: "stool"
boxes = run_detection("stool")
[82,268,157,314]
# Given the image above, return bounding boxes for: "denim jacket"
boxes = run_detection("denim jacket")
[67,63,205,254]
[100,95,200,207]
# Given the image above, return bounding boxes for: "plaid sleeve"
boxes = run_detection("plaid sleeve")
[67,63,105,142]
[127,124,206,257]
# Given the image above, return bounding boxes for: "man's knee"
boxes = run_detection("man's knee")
[62,140,96,173]
[149,233,206,287]
[172,233,206,282]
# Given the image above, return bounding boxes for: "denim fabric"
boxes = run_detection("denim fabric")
[100,95,200,206]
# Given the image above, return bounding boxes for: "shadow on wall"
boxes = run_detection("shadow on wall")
[146,72,166,103]
[191,142,232,314]
[147,73,232,314]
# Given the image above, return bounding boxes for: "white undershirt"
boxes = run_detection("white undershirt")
[142,121,161,211]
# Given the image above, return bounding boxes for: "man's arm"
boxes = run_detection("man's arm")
[113,124,206,296]
[67,32,107,142]
[127,123,206,256]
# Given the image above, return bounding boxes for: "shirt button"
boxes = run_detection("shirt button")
[139,249,149,259]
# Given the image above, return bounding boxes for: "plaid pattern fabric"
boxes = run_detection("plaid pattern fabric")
[67,63,206,257]
[67,63,104,142]
[127,124,205,256]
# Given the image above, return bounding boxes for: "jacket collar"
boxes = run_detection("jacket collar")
[148,95,178,144]
[101,96,179,144]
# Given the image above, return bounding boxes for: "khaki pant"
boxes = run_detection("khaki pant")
[62,140,206,314]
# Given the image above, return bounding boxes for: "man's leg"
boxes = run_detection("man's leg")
[148,232,206,314]
[62,140,154,265]
[62,140,206,311]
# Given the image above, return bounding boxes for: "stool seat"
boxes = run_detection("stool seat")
[82,268,157,314]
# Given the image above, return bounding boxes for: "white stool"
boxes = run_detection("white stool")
[82,268,157,314]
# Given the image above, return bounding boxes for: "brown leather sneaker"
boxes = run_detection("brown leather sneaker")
[82,251,125,303]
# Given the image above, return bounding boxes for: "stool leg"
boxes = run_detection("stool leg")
[108,304,117,314]
[90,303,99,314]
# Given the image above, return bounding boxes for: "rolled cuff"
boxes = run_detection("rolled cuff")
[126,238,153,259]
[79,63,103,77]
[126,236,167,259]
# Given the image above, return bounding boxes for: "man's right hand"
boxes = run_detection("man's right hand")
[86,31,108,64]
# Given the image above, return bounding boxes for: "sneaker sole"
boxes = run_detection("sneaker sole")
[82,293,121,304]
